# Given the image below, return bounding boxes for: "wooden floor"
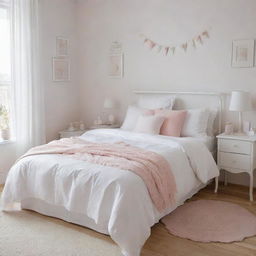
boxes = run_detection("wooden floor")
[1,183,256,256]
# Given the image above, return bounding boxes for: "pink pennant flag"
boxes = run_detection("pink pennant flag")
[202,30,209,38]
[171,47,176,54]
[181,42,188,52]
[165,47,170,56]
[192,39,196,48]
[157,45,162,53]
[150,41,156,49]
[196,35,203,44]
[145,39,156,49]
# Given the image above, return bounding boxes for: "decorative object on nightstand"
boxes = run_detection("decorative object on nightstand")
[59,129,87,139]
[224,122,234,135]
[67,122,75,132]
[229,91,251,134]
[89,124,120,130]
[248,127,256,136]
[243,121,251,134]
[79,121,85,130]
[103,98,116,125]
[215,133,256,201]
[94,116,103,126]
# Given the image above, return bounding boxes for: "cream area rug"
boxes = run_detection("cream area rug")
[162,200,256,243]
[0,209,122,256]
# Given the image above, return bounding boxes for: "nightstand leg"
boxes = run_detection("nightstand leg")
[224,171,228,186]
[249,173,253,202]
[214,177,218,193]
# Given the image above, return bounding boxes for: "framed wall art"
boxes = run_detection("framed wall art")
[52,57,70,82]
[56,36,69,56]
[109,54,123,78]
[232,39,255,68]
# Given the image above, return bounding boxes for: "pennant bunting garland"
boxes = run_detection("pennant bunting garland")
[144,39,156,49]
[196,35,203,44]
[192,39,196,48]
[202,30,209,38]
[141,29,210,56]
[165,47,170,56]
[181,42,188,52]
[157,45,162,53]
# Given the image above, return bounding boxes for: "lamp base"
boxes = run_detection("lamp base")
[238,111,243,134]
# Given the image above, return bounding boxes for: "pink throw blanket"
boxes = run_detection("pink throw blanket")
[20,138,177,212]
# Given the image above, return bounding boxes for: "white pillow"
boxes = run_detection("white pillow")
[137,95,175,109]
[121,105,147,131]
[133,114,165,134]
[207,109,218,136]
[181,109,210,137]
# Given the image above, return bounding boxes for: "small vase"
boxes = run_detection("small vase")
[1,129,10,140]
[108,114,115,125]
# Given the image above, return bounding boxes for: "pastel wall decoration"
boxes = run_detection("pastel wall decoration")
[109,54,123,78]
[109,41,123,78]
[140,29,210,56]
[232,39,255,68]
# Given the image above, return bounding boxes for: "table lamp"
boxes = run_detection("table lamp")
[229,91,251,134]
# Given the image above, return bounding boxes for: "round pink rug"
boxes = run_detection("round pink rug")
[161,200,256,243]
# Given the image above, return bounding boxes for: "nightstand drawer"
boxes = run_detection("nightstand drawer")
[219,139,251,155]
[219,152,251,170]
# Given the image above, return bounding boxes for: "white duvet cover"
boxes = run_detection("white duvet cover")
[1,129,219,256]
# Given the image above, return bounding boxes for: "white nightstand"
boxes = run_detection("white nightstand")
[216,133,256,201]
[89,124,120,129]
[59,130,87,139]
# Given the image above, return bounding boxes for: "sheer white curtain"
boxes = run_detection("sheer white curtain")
[11,0,45,156]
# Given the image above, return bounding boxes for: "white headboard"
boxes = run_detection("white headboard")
[134,91,224,135]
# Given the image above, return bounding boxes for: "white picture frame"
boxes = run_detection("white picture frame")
[109,54,123,78]
[232,39,255,68]
[52,57,70,82]
[56,36,69,56]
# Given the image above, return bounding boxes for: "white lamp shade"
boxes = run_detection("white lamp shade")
[229,91,251,111]
[103,98,114,109]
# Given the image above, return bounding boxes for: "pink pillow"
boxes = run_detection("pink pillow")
[155,110,187,137]
[133,114,165,134]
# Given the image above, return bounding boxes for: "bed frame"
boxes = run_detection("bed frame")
[134,90,223,193]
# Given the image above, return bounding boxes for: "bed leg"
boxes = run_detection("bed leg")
[214,177,218,193]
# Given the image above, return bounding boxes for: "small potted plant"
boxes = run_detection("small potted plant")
[0,105,10,140]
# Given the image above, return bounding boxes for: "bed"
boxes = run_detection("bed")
[1,91,222,256]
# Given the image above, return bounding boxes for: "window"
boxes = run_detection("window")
[0,1,11,141]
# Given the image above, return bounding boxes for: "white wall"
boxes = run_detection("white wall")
[77,0,256,187]
[0,0,80,183]
[40,0,80,142]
